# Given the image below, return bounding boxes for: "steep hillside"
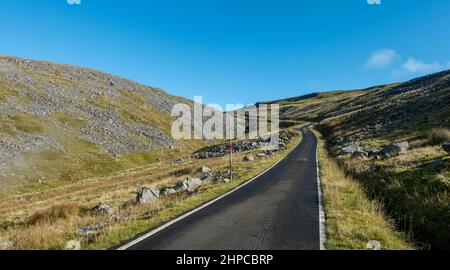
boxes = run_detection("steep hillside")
[271,70,450,249]
[0,56,206,194]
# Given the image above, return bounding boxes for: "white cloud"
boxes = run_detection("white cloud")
[367,0,382,5]
[366,49,399,68]
[67,0,81,5]
[402,58,443,74]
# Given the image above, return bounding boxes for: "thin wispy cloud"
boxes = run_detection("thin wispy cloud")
[67,0,81,4]
[366,50,449,78]
[367,0,382,5]
[403,58,443,74]
[366,49,399,68]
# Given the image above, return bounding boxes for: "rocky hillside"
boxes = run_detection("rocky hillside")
[270,70,450,249]
[272,70,450,140]
[0,56,206,193]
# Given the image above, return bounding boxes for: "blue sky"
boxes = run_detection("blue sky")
[1,0,449,107]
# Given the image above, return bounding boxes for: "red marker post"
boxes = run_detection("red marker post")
[228,116,233,181]
[229,138,233,181]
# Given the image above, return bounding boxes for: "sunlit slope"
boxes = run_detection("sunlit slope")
[270,70,450,249]
[0,56,207,193]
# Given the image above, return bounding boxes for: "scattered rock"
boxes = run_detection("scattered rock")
[256,153,267,158]
[184,177,203,192]
[197,166,214,180]
[243,155,255,162]
[78,223,106,238]
[192,131,295,159]
[92,203,114,215]
[393,142,409,153]
[198,166,210,174]
[173,181,189,192]
[160,188,176,196]
[381,145,400,158]
[0,56,178,173]
[136,187,160,205]
[366,148,380,157]
[366,240,382,250]
[200,175,214,184]
[65,240,81,250]
[223,178,231,184]
[341,145,359,154]
[381,142,409,158]
[351,151,368,160]
[443,142,450,155]
[0,240,14,250]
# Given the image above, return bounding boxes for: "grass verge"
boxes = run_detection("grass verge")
[0,129,302,250]
[313,129,414,250]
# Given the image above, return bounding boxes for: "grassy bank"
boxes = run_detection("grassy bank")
[0,130,302,250]
[337,142,449,250]
[314,129,413,250]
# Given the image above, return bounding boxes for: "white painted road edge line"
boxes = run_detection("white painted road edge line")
[315,134,327,250]
[117,147,291,250]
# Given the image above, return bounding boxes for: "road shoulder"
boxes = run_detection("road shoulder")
[312,129,414,250]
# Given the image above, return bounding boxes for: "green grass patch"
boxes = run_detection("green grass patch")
[10,113,45,134]
[50,112,86,130]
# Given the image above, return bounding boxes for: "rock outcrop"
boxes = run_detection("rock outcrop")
[244,155,255,162]
[381,142,409,158]
[136,187,160,205]
[0,56,199,185]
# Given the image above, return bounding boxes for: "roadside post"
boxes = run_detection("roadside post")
[228,116,233,181]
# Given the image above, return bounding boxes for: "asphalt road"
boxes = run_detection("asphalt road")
[125,127,321,250]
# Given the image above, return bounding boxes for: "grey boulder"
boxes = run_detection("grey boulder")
[136,187,160,205]
[351,151,368,160]
[198,166,210,174]
[92,203,114,215]
[366,148,380,157]
[173,181,189,192]
[78,223,106,238]
[244,155,255,162]
[160,187,177,196]
[341,145,359,154]
[65,240,81,250]
[382,142,409,158]
[443,142,450,155]
[184,177,203,192]
[256,153,267,158]
[198,166,214,180]
[393,142,409,153]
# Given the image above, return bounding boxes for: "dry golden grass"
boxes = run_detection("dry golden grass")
[313,129,413,250]
[327,133,449,249]
[0,128,303,249]
[27,202,80,225]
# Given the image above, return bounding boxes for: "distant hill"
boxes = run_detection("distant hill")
[272,70,450,140]
[0,56,207,192]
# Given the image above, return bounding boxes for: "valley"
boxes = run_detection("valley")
[0,56,449,250]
